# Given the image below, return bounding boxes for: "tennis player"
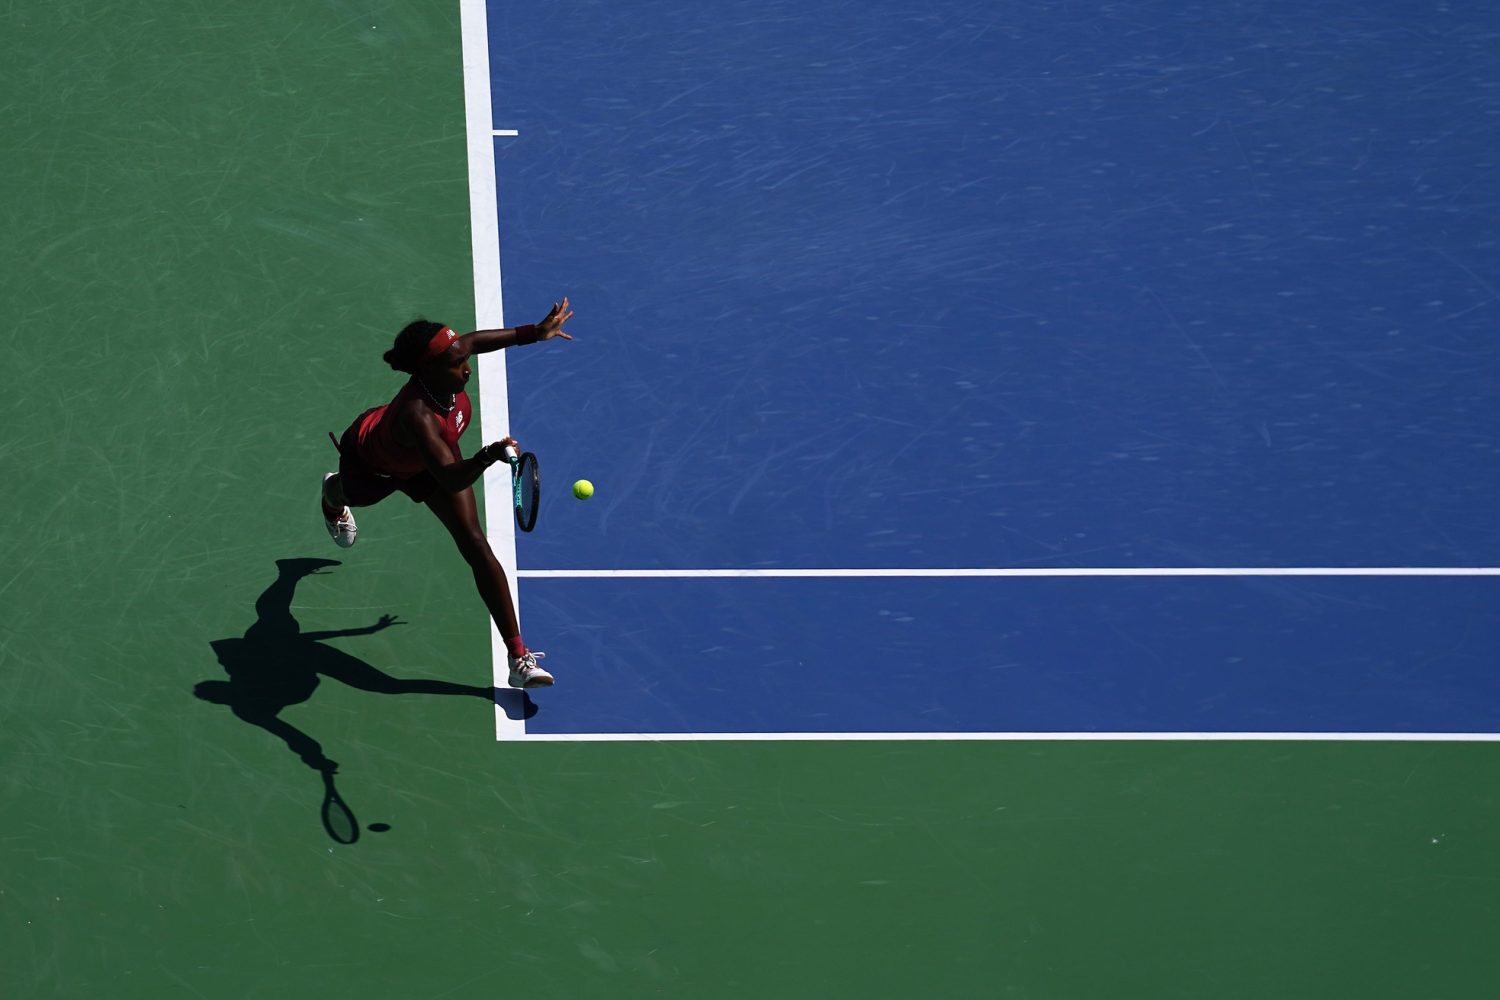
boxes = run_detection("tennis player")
[320,299,574,689]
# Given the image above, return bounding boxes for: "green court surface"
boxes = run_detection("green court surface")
[5,4,1500,997]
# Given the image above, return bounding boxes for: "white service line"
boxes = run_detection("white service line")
[459,0,524,740]
[518,567,1500,579]
[493,129,519,136]
[513,731,1500,743]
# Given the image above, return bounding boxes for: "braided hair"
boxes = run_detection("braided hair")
[383,319,447,374]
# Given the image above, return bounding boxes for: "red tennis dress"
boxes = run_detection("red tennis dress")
[335,379,472,505]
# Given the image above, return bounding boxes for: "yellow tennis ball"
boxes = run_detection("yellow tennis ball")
[572,479,594,500]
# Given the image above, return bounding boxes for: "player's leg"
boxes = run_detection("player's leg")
[320,474,358,547]
[322,473,350,508]
[424,484,519,636]
[320,426,394,547]
[424,484,554,688]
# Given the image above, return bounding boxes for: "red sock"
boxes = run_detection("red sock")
[505,634,528,658]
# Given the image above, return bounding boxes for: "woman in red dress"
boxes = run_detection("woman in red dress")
[321,299,574,689]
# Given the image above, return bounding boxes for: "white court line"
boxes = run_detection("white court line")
[519,567,1500,578]
[493,129,519,136]
[513,732,1500,743]
[459,0,524,741]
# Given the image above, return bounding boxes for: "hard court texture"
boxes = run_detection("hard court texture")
[4,2,1500,998]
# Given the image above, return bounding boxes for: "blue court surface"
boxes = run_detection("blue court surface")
[517,576,1500,736]
[480,0,1500,738]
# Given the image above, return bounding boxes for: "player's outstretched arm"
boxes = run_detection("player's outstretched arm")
[464,297,574,354]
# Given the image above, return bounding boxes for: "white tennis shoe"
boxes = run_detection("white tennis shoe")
[508,650,554,688]
[321,473,358,548]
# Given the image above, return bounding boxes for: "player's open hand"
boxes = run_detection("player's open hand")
[536,297,574,341]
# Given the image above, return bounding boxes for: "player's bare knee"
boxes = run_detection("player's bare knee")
[455,531,494,567]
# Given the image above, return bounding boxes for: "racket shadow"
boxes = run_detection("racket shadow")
[321,768,360,845]
[194,557,524,844]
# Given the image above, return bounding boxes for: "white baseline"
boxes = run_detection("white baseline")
[519,567,1500,579]
[514,731,1500,743]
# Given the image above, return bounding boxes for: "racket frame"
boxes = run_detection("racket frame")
[510,451,540,532]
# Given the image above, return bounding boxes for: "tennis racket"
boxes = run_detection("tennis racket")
[506,447,540,532]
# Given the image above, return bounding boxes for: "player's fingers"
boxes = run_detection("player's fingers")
[557,332,574,340]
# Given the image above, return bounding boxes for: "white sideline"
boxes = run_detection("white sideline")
[458,0,525,740]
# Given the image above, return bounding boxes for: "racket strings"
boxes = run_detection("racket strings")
[515,452,540,532]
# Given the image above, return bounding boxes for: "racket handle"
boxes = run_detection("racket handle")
[502,444,519,465]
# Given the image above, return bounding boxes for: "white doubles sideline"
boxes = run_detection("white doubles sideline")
[458,0,525,740]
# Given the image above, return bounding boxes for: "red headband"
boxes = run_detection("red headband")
[423,326,459,361]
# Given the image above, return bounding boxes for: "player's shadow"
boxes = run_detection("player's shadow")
[195,557,534,842]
